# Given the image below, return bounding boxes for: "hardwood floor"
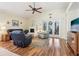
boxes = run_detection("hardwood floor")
[0,37,74,56]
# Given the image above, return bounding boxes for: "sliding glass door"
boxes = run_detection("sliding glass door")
[48,20,59,37]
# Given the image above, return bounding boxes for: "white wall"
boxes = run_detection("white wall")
[29,10,67,39]
[0,12,32,30]
[0,8,78,40]
[28,8,79,40]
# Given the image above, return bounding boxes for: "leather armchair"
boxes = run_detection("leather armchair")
[10,31,32,48]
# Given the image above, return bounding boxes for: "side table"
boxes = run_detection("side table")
[0,33,10,42]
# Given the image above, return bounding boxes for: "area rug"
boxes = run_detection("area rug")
[0,48,19,56]
[31,38,49,48]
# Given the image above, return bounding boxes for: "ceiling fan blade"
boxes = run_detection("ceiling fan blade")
[29,5,33,8]
[33,2,35,8]
[25,10,32,11]
[36,10,42,13]
[32,10,35,14]
[36,7,42,10]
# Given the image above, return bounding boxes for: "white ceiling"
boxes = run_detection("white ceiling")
[69,2,79,11]
[0,2,78,19]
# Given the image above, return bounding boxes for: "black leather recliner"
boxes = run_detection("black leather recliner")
[10,31,32,48]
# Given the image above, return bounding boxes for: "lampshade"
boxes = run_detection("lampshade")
[1,26,6,30]
[0,26,7,34]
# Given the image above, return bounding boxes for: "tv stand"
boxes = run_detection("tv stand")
[67,32,79,55]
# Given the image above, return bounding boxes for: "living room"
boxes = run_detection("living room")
[0,2,79,56]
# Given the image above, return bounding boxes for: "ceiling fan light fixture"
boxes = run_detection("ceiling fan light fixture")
[25,2,42,14]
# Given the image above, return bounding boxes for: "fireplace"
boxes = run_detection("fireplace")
[29,27,35,33]
[30,28,34,33]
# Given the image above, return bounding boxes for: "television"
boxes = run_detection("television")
[71,18,79,32]
[71,24,79,32]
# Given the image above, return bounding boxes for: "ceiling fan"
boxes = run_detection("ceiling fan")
[25,2,42,14]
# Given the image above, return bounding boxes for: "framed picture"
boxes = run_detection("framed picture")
[12,20,19,26]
